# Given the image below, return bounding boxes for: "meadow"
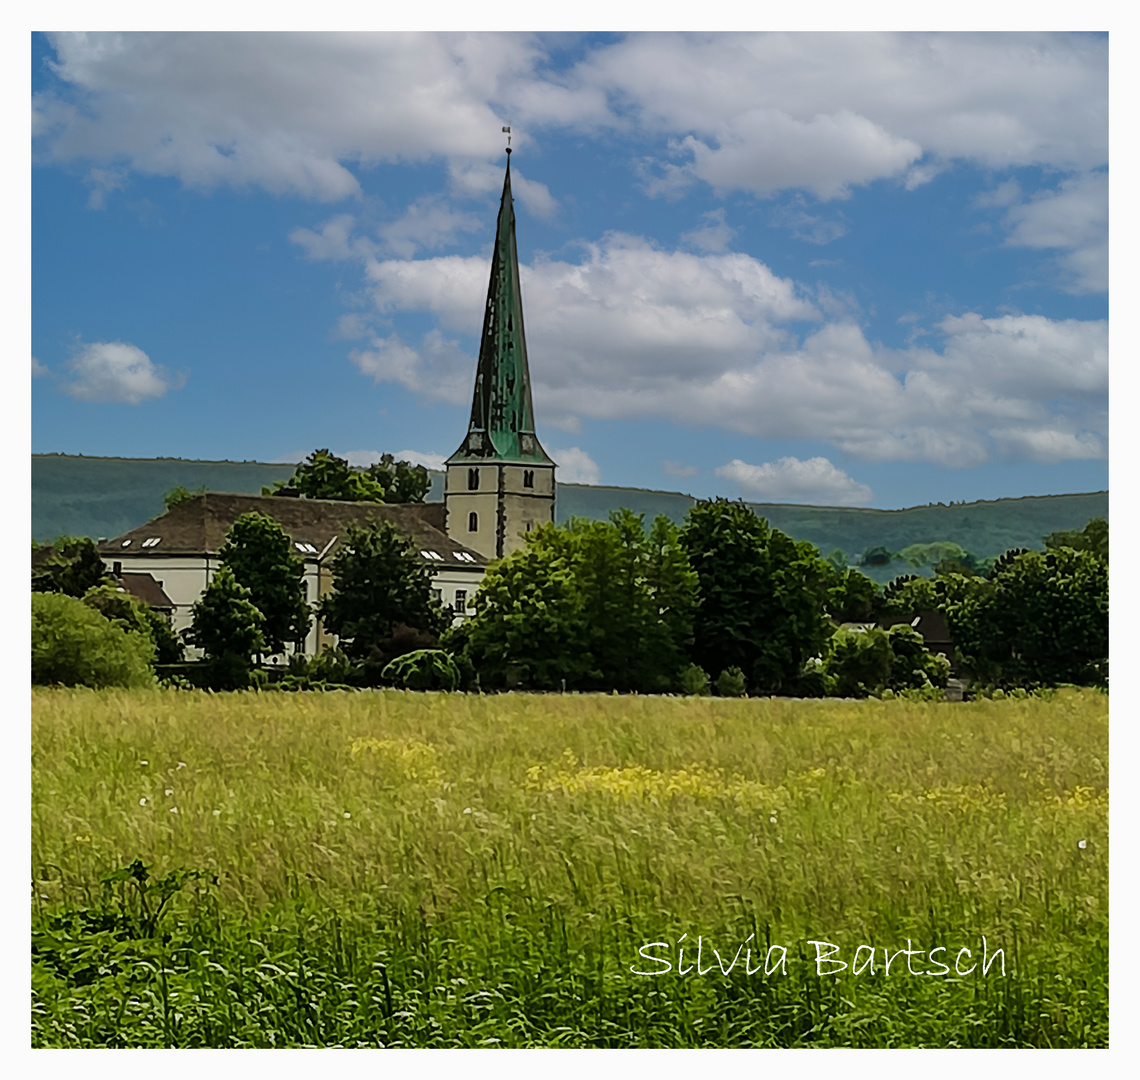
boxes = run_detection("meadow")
[31,687,1108,1048]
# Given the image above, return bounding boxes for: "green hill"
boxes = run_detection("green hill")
[32,454,1107,577]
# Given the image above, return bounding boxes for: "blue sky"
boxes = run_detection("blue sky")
[30,31,1109,509]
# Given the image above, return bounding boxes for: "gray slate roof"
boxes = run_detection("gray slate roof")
[97,493,487,570]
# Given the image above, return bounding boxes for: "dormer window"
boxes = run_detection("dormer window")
[468,467,479,490]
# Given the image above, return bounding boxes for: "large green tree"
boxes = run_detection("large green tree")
[1044,516,1108,564]
[265,449,430,504]
[320,522,449,664]
[184,564,266,690]
[32,536,110,598]
[942,547,1107,688]
[678,499,833,694]
[463,511,698,692]
[32,592,155,689]
[219,512,310,656]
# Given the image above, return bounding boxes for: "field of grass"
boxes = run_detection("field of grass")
[31,687,1107,1048]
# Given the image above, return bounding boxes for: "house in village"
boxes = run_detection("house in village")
[97,148,555,658]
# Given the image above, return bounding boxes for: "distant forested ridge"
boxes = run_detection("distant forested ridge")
[33,454,1107,575]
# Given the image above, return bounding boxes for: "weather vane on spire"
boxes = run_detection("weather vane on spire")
[502,123,512,155]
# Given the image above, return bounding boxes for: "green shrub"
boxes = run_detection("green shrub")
[678,663,711,696]
[715,666,747,697]
[32,593,155,689]
[381,649,461,691]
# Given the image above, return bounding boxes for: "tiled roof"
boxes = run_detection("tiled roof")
[115,572,175,611]
[96,493,486,569]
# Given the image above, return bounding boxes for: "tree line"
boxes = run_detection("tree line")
[31,495,1108,698]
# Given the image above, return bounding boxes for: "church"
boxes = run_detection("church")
[98,147,555,657]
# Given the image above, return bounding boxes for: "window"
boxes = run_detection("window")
[432,588,442,603]
[468,512,478,532]
[420,549,443,561]
[525,522,533,533]
[454,589,467,614]
[112,561,122,576]
[468,467,479,490]
[523,469,534,488]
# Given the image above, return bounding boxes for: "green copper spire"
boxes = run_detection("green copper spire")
[448,151,553,465]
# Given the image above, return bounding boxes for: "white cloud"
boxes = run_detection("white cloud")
[34,32,1104,211]
[579,33,1106,189]
[393,449,447,471]
[770,200,848,244]
[550,446,601,485]
[349,329,472,406]
[377,197,483,259]
[1002,171,1107,292]
[59,340,177,404]
[32,357,49,378]
[715,456,874,506]
[662,460,699,478]
[289,215,370,261]
[335,449,447,470]
[347,238,1106,469]
[34,32,550,202]
[681,208,736,253]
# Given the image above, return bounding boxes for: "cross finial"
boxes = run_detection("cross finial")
[502,124,511,155]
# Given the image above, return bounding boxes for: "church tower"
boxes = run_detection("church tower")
[445,146,556,561]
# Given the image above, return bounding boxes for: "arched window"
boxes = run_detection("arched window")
[523,469,534,488]
[468,511,478,532]
[468,467,479,490]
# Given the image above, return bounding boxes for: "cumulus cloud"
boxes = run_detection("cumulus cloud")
[579,32,1106,185]
[349,329,472,406]
[35,32,1104,209]
[289,215,370,261]
[376,197,483,259]
[1002,171,1107,292]
[59,340,178,404]
[550,446,601,485]
[32,357,49,377]
[716,456,874,506]
[346,238,1106,469]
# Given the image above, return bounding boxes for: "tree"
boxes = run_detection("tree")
[824,567,880,623]
[819,624,948,698]
[32,535,110,597]
[264,449,430,504]
[859,545,897,567]
[943,547,1107,688]
[462,511,699,692]
[32,593,155,689]
[679,499,833,695]
[82,582,184,665]
[320,522,449,664]
[163,485,206,511]
[1045,516,1108,564]
[219,512,310,656]
[184,564,266,690]
[462,531,594,690]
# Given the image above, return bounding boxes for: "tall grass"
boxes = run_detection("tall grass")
[31,687,1107,1047]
